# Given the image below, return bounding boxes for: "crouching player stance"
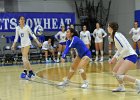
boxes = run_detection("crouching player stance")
[58,28,91,88]
[108,22,140,93]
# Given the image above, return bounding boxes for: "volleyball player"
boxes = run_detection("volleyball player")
[129,21,140,54]
[80,25,91,49]
[55,25,66,62]
[42,38,56,63]
[11,16,42,79]
[93,22,107,62]
[69,24,78,61]
[58,28,91,88]
[108,22,140,93]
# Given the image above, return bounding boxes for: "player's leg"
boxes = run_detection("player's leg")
[133,41,137,52]
[113,56,140,93]
[56,44,62,62]
[50,49,56,62]
[137,40,140,55]
[58,56,81,86]
[62,44,66,52]
[78,56,90,88]
[44,50,49,63]
[108,42,113,61]
[95,43,99,61]
[99,42,104,62]
[21,46,35,79]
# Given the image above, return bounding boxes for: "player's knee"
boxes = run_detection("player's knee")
[22,57,29,63]
[69,67,75,72]
[115,74,124,81]
[78,68,84,74]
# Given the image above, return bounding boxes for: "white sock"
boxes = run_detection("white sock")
[135,79,140,84]
[46,58,48,61]
[83,80,88,83]
[96,51,99,57]
[101,50,103,56]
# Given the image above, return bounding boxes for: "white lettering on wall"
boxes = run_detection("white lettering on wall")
[33,18,42,26]
[10,18,17,29]
[0,19,2,30]
[52,18,58,29]
[43,18,51,29]
[26,18,33,28]
[3,18,9,30]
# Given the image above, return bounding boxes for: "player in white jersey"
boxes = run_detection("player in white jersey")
[55,25,66,62]
[129,21,140,53]
[11,16,42,79]
[108,22,140,93]
[42,38,56,63]
[80,25,91,49]
[93,22,107,62]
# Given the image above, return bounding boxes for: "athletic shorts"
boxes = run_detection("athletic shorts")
[123,54,138,64]
[59,42,66,45]
[80,50,91,59]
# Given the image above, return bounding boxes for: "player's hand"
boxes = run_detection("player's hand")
[99,36,103,39]
[37,42,42,47]
[61,58,65,63]
[109,57,117,64]
[11,45,15,51]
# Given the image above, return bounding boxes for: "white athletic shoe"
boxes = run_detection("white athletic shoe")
[135,80,140,94]
[90,59,92,62]
[94,57,98,62]
[53,59,57,63]
[58,80,69,86]
[46,60,49,63]
[81,81,88,88]
[56,59,59,63]
[108,58,111,62]
[112,85,125,92]
[99,57,103,62]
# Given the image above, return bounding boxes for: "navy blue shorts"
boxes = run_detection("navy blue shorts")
[59,42,66,45]
[80,50,91,59]
[123,54,138,64]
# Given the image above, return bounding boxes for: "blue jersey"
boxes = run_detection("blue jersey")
[62,36,91,59]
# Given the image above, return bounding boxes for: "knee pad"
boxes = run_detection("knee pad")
[78,68,84,74]
[69,67,75,72]
[115,74,124,81]
[58,52,61,55]
[22,57,29,63]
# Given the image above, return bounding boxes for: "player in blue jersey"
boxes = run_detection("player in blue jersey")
[58,28,91,88]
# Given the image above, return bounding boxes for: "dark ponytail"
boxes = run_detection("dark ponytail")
[69,28,79,37]
[108,22,119,40]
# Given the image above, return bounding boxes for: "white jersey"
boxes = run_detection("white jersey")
[42,41,53,50]
[113,32,137,60]
[93,28,107,43]
[80,31,91,44]
[129,27,140,42]
[14,25,37,47]
[55,31,66,43]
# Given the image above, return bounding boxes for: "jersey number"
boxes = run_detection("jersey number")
[21,33,24,37]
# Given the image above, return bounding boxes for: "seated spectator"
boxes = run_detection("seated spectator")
[42,38,56,63]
